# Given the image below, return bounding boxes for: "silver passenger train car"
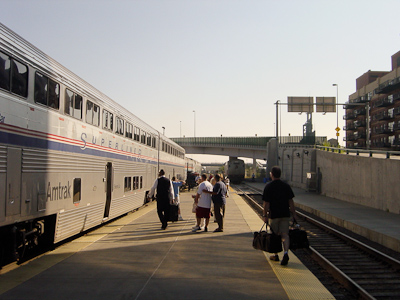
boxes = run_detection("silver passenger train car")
[0,23,186,261]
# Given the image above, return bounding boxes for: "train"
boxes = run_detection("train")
[185,157,202,175]
[224,158,245,184]
[0,23,199,263]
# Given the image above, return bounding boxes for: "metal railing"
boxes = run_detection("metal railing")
[171,136,272,148]
[316,145,400,159]
[172,136,327,149]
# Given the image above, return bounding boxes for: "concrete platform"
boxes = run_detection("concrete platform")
[247,181,400,253]
[0,187,334,300]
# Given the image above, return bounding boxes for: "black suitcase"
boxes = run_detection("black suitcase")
[169,204,179,222]
[253,224,282,253]
[289,228,309,250]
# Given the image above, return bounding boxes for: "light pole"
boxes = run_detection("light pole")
[193,110,196,139]
[333,84,339,143]
[180,121,182,137]
[162,126,165,135]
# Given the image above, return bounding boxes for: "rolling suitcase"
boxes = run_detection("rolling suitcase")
[289,227,309,250]
[169,204,179,222]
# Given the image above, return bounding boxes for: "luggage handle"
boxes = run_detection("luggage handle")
[259,222,275,234]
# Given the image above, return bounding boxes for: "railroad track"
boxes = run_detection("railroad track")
[233,183,400,300]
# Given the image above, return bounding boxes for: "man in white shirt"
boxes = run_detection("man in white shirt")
[192,174,213,232]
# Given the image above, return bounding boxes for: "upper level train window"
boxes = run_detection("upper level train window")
[140,131,146,144]
[0,51,28,98]
[134,126,140,142]
[115,117,124,135]
[126,122,133,139]
[102,109,113,131]
[86,100,100,126]
[34,72,60,109]
[146,133,152,146]
[65,88,82,119]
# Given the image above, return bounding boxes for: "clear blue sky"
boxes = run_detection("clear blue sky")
[2,0,400,162]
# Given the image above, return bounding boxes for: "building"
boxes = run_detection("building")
[346,51,400,150]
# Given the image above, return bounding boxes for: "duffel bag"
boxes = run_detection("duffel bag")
[289,227,309,250]
[253,223,282,253]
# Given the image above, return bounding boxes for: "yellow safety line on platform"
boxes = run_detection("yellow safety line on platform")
[231,191,335,300]
[0,201,156,295]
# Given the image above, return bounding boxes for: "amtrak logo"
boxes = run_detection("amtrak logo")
[0,113,4,123]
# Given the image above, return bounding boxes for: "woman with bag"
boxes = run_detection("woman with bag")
[172,177,185,221]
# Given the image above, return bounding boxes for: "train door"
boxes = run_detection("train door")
[103,162,113,219]
[6,147,21,216]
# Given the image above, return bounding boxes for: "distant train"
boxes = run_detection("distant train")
[0,23,199,263]
[224,158,245,184]
[185,157,202,175]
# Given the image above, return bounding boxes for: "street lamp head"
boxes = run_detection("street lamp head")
[332,83,337,86]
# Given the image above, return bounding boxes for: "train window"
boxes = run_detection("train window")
[115,117,124,135]
[11,59,28,97]
[34,73,47,105]
[102,109,113,131]
[0,52,28,98]
[86,100,100,126]
[34,72,60,109]
[125,122,133,139]
[73,178,81,204]
[93,103,100,126]
[0,52,11,91]
[65,88,82,119]
[124,177,132,192]
[146,133,152,146]
[134,127,140,141]
[133,176,137,190]
[140,176,143,189]
[140,131,146,144]
[152,136,156,148]
[74,94,83,119]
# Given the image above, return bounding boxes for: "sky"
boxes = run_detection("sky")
[2,0,400,163]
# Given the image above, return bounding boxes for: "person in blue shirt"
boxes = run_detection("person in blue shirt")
[172,177,185,221]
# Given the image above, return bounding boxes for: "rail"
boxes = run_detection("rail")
[236,183,400,299]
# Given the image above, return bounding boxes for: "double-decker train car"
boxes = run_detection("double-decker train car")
[0,23,185,262]
[224,158,245,184]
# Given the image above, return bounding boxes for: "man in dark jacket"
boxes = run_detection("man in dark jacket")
[148,169,174,229]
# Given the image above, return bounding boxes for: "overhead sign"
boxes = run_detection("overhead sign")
[316,97,336,113]
[287,97,314,113]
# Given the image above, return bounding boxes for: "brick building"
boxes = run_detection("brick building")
[346,51,400,150]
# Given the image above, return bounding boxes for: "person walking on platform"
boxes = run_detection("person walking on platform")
[192,174,213,232]
[172,177,185,221]
[148,169,174,230]
[262,166,297,266]
[225,176,230,197]
[202,174,227,232]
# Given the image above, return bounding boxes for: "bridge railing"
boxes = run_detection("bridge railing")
[316,145,400,159]
[172,136,327,148]
[171,136,272,148]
